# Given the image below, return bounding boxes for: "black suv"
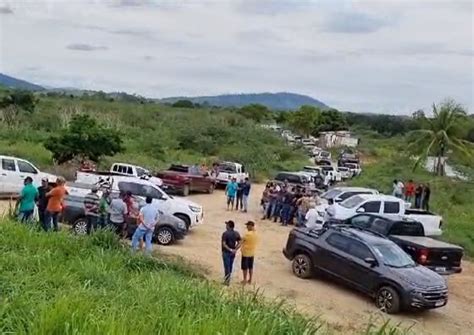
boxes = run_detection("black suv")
[283,226,448,314]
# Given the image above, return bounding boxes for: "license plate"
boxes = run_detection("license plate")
[435,300,445,307]
[435,267,446,273]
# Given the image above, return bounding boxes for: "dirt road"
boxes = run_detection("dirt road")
[1,186,473,334]
[160,185,474,335]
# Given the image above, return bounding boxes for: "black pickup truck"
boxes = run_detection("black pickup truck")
[327,214,463,275]
[61,194,187,245]
[283,225,448,314]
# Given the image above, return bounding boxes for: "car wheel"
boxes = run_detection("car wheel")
[376,286,400,314]
[73,218,88,235]
[174,213,191,230]
[292,254,313,279]
[156,227,175,245]
[182,185,190,196]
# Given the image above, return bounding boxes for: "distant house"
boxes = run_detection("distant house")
[319,131,359,148]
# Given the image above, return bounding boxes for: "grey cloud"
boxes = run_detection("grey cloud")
[236,0,315,15]
[110,29,152,38]
[66,43,108,51]
[143,55,154,61]
[323,12,390,34]
[237,29,286,44]
[0,6,13,14]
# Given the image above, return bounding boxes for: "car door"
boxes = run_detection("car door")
[343,241,380,293]
[17,159,40,187]
[317,233,354,282]
[0,157,21,194]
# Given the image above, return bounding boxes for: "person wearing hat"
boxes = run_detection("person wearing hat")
[221,220,241,285]
[241,221,258,285]
[37,177,51,230]
[16,176,39,224]
[84,185,101,234]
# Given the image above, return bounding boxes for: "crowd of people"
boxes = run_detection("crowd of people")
[392,179,431,210]
[225,177,251,212]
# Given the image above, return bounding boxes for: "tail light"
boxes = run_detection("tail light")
[418,248,429,264]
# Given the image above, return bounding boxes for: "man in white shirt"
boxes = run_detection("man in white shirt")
[392,179,404,198]
[131,196,160,254]
[305,203,323,230]
[324,198,336,223]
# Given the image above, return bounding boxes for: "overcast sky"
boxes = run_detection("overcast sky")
[0,0,472,114]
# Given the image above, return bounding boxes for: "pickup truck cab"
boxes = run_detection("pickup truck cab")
[156,164,215,196]
[214,161,248,186]
[330,214,463,274]
[0,155,57,195]
[274,172,309,189]
[283,226,448,314]
[332,194,443,236]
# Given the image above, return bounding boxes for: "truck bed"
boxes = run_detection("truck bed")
[391,235,463,250]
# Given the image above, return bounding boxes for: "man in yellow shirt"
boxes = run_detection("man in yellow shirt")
[241,221,258,284]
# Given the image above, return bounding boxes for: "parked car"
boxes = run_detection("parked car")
[343,162,362,176]
[283,226,448,314]
[315,158,332,166]
[329,214,463,274]
[156,164,215,196]
[274,172,309,188]
[320,187,379,204]
[76,162,163,188]
[214,161,248,186]
[315,151,331,160]
[0,155,58,195]
[331,194,443,236]
[61,194,186,245]
[337,166,352,179]
[67,177,203,230]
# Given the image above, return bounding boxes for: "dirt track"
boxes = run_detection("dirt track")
[160,185,474,335]
[1,187,473,334]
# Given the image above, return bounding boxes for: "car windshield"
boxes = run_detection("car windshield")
[340,195,364,208]
[218,163,237,173]
[321,189,342,200]
[372,244,416,268]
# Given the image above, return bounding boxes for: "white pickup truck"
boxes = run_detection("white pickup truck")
[330,194,443,236]
[67,176,203,229]
[214,161,249,186]
[0,155,58,194]
[76,162,163,188]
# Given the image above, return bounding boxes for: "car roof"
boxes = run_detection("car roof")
[356,194,401,201]
[340,227,391,244]
[331,186,378,193]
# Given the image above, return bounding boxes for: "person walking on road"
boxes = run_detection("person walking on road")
[37,178,51,230]
[108,192,128,236]
[132,196,160,254]
[45,177,68,231]
[16,177,38,223]
[84,186,100,234]
[422,183,431,211]
[221,220,241,285]
[241,177,251,213]
[241,221,257,285]
[225,178,238,211]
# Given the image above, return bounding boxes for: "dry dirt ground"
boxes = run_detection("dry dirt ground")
[1,186,473,334]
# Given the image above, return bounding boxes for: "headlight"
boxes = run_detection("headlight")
[189,205,201,213]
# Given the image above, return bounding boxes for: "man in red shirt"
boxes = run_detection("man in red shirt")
[405,179,415,205]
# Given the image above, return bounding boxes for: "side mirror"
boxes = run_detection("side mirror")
[356,207,365,213]
[364,257,378,267]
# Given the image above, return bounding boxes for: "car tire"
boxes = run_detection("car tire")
[73,217,88,235]
[174,213,191,230]
[376,286,401,314]
[182,185,190,196]
[292,254,313,279]
[156,227,175,245]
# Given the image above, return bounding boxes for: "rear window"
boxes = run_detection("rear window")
[389,221,425,236]
[384,201,400,214]
[2,159,16,171]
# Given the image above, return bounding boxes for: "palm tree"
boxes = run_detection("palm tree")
[409,99,473,176]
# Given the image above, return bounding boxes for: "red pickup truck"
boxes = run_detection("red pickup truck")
[156,164,215,196]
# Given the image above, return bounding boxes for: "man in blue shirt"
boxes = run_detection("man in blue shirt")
[131,196,160,254]
[225,177,238,211]
[241,177,251,213]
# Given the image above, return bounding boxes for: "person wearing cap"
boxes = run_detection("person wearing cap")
[84,185,101,234]
[45,177,68,231]
[16,176,39,223]
[241,221,257,285]
[221,220,241,285]
[37,177,51,230]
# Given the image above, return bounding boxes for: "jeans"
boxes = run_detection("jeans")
[98,214,109,229]
[86,215,98,234]
[38,207,46,229]
[132,227,153,253]
[222,251,236,284]
[415,196,421,209]
[280,204,292,225]
[45,211,60,231]
[18,210,34,224]
[236,194,243,210]
[272,202,282,222]
[296,209,306,227]
[242,195,249,212]
[265,200,276,219]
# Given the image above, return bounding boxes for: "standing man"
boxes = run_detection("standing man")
[98,190,110,229]
[221,220,241,285]
[422,183,431,211]
[108,192,128,236]
[84,186,100,234]
[415,183,423,209]
[241,221,257,285]
[45,177,68,231]
[241,177,251,213]
[235,179,244,211]
[16,177,38,223]
[404,180,415,205]
[280,187,294,226]
[392,179,404,198]
[225,177,238,211]
[37,178,51,230]
[132,196,160,254]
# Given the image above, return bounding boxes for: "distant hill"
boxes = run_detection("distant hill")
[160,92,329,110]
[0,73,45,91]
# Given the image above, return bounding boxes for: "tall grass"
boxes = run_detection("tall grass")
[0,221,324,334]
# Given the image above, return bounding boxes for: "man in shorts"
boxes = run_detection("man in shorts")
[225,177,238,211]
[241,221,258,285]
